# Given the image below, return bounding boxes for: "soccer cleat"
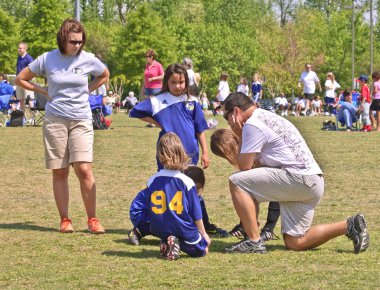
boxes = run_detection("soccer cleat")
[260,228,280,242]
[159,240,168,259]
[87,217,105,234]
[224,238,267,254]
[346,214,370,254]
[60,218,74,233]
[229,223,247,239]
[127,228,142,246]
[205,224,229,238]
[166,236,181,260]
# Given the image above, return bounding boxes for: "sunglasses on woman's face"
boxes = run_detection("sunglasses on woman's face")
[68,40,83,46]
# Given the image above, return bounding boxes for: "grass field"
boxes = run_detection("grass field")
[0,113,379,289]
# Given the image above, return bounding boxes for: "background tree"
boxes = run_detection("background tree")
[22,0,71,58]
[0,12,20,74]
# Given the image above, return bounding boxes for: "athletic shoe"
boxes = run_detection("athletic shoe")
[166,236,180,260]
[346,214,370,254]
[60,218,74,233]
[260,228,280,242]
[205,224,229,238]
[224,238,267,254]
[229,223,247,239]
[87,217,105,234]
[159,240,168,259]
[127,228,142,246]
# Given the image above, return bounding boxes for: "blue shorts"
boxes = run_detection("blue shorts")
[178,235,208,257]
[144,88,161,97]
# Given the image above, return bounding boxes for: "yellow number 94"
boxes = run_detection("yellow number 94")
[151,190,184,215]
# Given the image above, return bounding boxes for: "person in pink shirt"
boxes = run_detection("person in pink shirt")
[370,71,380,131]
[356,74,371,132]
[143,48,164,98]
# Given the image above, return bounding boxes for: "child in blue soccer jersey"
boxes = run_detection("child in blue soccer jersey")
[130,133,211,260]
[129,63,228,237]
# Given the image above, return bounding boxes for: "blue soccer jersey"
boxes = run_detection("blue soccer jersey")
[129,93,208,169]
[144,169,203,244]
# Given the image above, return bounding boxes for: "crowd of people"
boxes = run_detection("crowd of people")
[4,18,372,261]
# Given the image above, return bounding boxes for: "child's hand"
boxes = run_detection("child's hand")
[203,232,211,247]
[201,153,210,169]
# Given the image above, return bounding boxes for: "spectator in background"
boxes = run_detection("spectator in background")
[251,73,263,103]
[123,91,138,113]
[370,71,380,131]
[213,72,230,115]
[182,57,200,96]
[324,72,340,116]
[0,73,15,95]
[274,92,289,116]
[237,77,249,96]
[16,42,34,112]
[356,75,371,132]
[336,89,360,132]
[298,63,322,116]
[143,48,164,127]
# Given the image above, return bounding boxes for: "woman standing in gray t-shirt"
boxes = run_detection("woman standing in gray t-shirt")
[15,19,109,235]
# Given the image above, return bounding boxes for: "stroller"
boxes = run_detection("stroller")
[88,94,110,130]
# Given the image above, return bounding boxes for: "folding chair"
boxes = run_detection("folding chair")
[30,92,48,126]
[335,92,361,130]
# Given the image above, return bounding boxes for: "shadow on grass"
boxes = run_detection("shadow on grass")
[102,249,161,259]
[76,228,129,235]
[0,222,57,232]
[210,239,288,252]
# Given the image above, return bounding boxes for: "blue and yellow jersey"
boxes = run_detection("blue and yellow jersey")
[129,92,208,169]
[143,169,202,244]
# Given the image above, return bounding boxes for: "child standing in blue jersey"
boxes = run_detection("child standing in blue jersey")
[130,133,211,260]
[130,63,209,169]
[130,63,228,237]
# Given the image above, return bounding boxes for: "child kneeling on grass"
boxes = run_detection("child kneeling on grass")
[128,132,211,260]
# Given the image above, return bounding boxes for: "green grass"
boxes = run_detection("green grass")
[0,113,379,289]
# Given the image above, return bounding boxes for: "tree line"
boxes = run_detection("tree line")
[1,0,379,99]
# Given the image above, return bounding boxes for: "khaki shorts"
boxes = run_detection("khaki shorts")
[43,114,94,169]
[16,86,35,100]
[229,167,324,237]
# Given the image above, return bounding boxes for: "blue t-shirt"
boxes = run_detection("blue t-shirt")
[251,81,262,94]
[142,169,202,243]
[29,49,105,120]
[16,53,34,75]
[0,81,14,95]
[129,92,208,169]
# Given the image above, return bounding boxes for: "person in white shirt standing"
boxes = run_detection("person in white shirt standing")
[298,63,322,116]
[324,72,340,115]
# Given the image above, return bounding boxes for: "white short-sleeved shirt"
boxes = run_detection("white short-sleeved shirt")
[237,84,249,96]
[299,71,320,94]
[218,81,230,102]
[324,79,340,98]
[187,69,196,86]
[241,108,322,175]
[279,97,288,106]
[29,49,106,120]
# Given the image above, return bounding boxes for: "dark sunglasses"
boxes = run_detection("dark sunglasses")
[68,40,84,45]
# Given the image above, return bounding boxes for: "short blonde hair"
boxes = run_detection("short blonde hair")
[157,132,191,171]
[210,129,239,168]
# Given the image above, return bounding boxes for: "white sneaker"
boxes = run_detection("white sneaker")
[284,111,288,116]
[309,111,316,117]
[281,112,284,116]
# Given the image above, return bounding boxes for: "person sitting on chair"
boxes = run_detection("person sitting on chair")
[335,89,360,132]
[123,91,138,113]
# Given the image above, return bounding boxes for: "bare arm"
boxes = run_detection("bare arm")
[139,117,161,127]
[148,73,164,82]
[196,131,209,169]
[15,67,49,97]
[194,219,211,247]
[89,68,110,93]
